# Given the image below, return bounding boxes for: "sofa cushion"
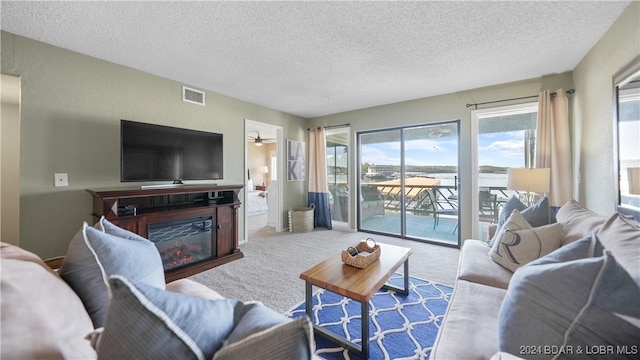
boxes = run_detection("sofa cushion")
[0,242,97,359]
[490,222,563,272]
[597,213,640,287]
[430,280,507,360]
[166,278,226,300]
[458,240,513,289]
[489,197,555,246]
[556,199,607,245]
[60,222,165,328]
[498,251,640,358]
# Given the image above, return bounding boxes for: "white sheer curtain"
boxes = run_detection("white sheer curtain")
[308,127,332,229]
[536,89,572,207]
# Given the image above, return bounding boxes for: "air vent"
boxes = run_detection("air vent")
[182,86,205,106]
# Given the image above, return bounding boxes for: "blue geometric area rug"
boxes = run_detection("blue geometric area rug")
[285,274,453,360]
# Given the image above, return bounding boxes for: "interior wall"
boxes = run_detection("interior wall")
[572,1,640,215]
[1,31,309,258]
[310,73,574,241]
[1,74,21,246]
[247,142,270,188]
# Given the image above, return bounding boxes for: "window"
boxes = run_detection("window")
[326,127,350,226]
[472,102,538,240]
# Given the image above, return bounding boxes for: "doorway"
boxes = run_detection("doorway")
[245,119,283,241]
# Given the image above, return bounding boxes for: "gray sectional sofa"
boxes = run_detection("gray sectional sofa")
[430,199,639,360]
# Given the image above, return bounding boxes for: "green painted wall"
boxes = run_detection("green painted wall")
[573,1,640,214]
[1,32,309,258]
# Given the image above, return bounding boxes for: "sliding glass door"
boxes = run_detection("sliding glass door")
[358,121,460,246]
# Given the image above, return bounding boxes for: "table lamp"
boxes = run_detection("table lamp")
[507,168,551,206]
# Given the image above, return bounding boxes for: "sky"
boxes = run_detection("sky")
[355,130,528,169]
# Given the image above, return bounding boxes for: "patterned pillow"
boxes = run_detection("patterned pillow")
[490,220,564,272]
[98,276,312,360]
[498,251,640,357]
[489,197,555,246]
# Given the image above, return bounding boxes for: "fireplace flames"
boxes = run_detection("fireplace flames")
[160,242,208,270]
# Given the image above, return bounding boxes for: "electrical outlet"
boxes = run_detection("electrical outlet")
[54,173,68,187]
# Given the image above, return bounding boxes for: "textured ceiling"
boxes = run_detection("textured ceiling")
[0,1,632,118]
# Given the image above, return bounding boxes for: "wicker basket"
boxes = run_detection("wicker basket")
[288,203,315,233]
[341,238,381,269]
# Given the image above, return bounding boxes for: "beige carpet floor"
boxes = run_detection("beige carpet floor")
[189,222,461,313]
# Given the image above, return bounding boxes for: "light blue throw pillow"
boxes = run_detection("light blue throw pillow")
[499,251,640,359]
[60,222,165,328]
[98,276,239,359]
[99,216,148,242]
[83,224,165,290]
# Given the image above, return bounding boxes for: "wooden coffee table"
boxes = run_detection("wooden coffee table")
[299,242,412,358]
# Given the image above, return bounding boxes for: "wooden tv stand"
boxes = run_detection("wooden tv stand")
[87,184,244,282]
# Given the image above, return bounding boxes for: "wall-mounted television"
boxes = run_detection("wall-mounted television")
[121,119,223,183]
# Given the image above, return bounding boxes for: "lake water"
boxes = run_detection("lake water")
[332,173,508,187]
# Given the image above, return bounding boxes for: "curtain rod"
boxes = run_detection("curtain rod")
[307,123,350,131]
[466,89,575,109]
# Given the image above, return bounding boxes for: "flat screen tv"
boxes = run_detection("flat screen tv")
[121,119,223,183]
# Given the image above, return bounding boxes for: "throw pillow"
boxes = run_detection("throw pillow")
[526,233,604,267]
[82,224,165,290]
[489,197,555,247]
[98,276,239,359]
[555,199,607,245]
[213,317,314,360]
[60,222,111,328]
[498,196,527,226]
[98,216,148,242]
[98,276,312,360]
[490,221,564,272]
[596,213,640,287]
[488,209,532,247]
[60,222,165,328]
[498,251,640,359]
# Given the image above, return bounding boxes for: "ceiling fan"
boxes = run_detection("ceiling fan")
[248,131,276,146]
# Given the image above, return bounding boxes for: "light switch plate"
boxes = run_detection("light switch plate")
[54,173,68,187]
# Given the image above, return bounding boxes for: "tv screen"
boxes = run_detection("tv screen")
[121,120,223,183]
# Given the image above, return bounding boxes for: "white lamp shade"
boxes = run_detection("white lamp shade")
[628,167,640,195]
[261,166,269,174]
[507,168,551,193]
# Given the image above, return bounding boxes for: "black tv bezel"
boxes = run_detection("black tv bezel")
[120,119,223,183]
